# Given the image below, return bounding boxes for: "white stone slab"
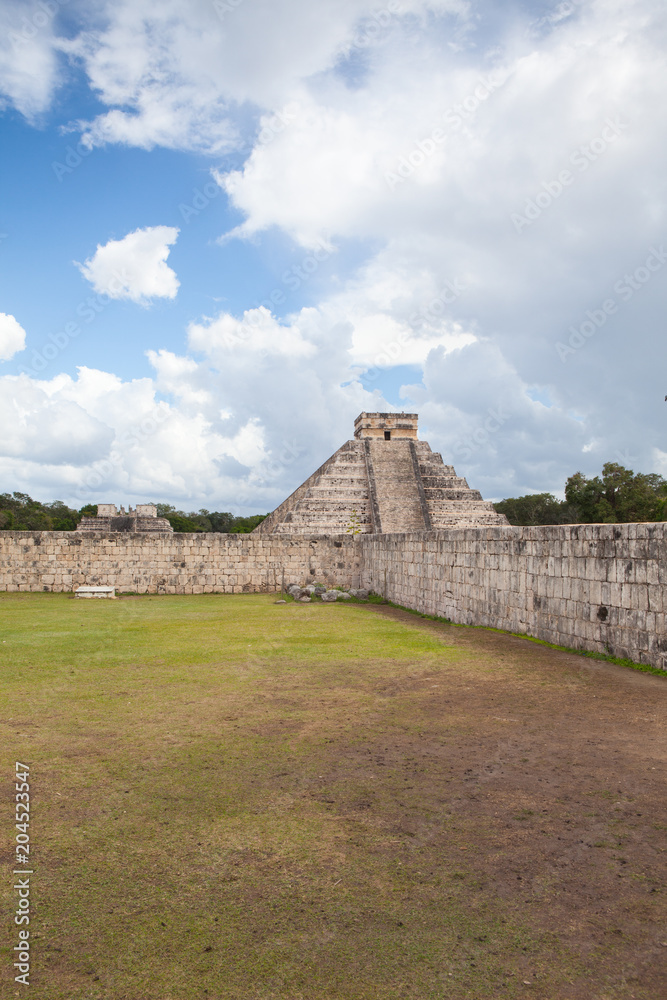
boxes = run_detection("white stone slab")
[75,586,116,599]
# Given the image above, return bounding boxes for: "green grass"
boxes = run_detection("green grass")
[366,593,454,625]
[0,593,659,999]
[371,595,667,677]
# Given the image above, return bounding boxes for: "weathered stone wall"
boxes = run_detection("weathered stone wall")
[361,524,667,670]
[0,532,362,594]
[1,524,665,669]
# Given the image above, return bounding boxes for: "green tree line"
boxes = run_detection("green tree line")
[155,505,267,533]
[0,494,267,533]
[494,463,667,525]
[0,493,97,531]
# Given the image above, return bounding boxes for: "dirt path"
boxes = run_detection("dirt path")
[358,604,667,997]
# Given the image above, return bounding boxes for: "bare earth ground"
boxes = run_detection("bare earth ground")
[367,606,667,998]
[0,593,665,1000]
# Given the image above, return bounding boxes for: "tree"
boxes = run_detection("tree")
[155,503,266,533]
[495,463,667,526]
[493,493,572,526]
[229,514,267,533]
[165,513,206,532]
[565,463,667,523]
[46,501,80,531]
[0,492,82,531]
[206,511,236,533]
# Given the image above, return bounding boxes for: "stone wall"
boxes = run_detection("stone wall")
[0,531,362,594]
[361,524,667,671]
[1,524,665,670]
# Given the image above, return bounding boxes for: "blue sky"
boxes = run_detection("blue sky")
[0,108,356,381]
[0,0,666,513]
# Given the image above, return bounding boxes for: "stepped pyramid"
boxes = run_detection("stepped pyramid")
[255,412,509,534]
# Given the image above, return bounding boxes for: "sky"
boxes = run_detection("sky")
[0,0,665,515]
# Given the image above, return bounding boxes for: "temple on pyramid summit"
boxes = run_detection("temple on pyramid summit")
[255,412,509,535]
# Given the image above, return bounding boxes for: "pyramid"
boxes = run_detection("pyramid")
[255,412,509,534]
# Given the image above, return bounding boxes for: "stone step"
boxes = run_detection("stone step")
[423,489,483,501]
[430,512,508,524]
[311,479,368,488]
[307,490,369,498]
[367,439,427,532]
[420,472,469,485]
[289,500,371,510]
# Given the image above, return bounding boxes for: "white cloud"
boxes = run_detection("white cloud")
[76,226,180,304]
[0,373,113,465]
[218,2,664,251]
[0,0,463,152]
[0,313,26,360]
[0,1,61,118]
[188,307,318,360]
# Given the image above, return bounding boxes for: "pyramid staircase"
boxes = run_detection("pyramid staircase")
[256,414,508,535]
[259,440,373,535]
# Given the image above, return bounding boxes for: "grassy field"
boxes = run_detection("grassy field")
[0,592,665,1000]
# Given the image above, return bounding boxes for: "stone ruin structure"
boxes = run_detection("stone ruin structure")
[255,412,509,534]
[76,503,173,533]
